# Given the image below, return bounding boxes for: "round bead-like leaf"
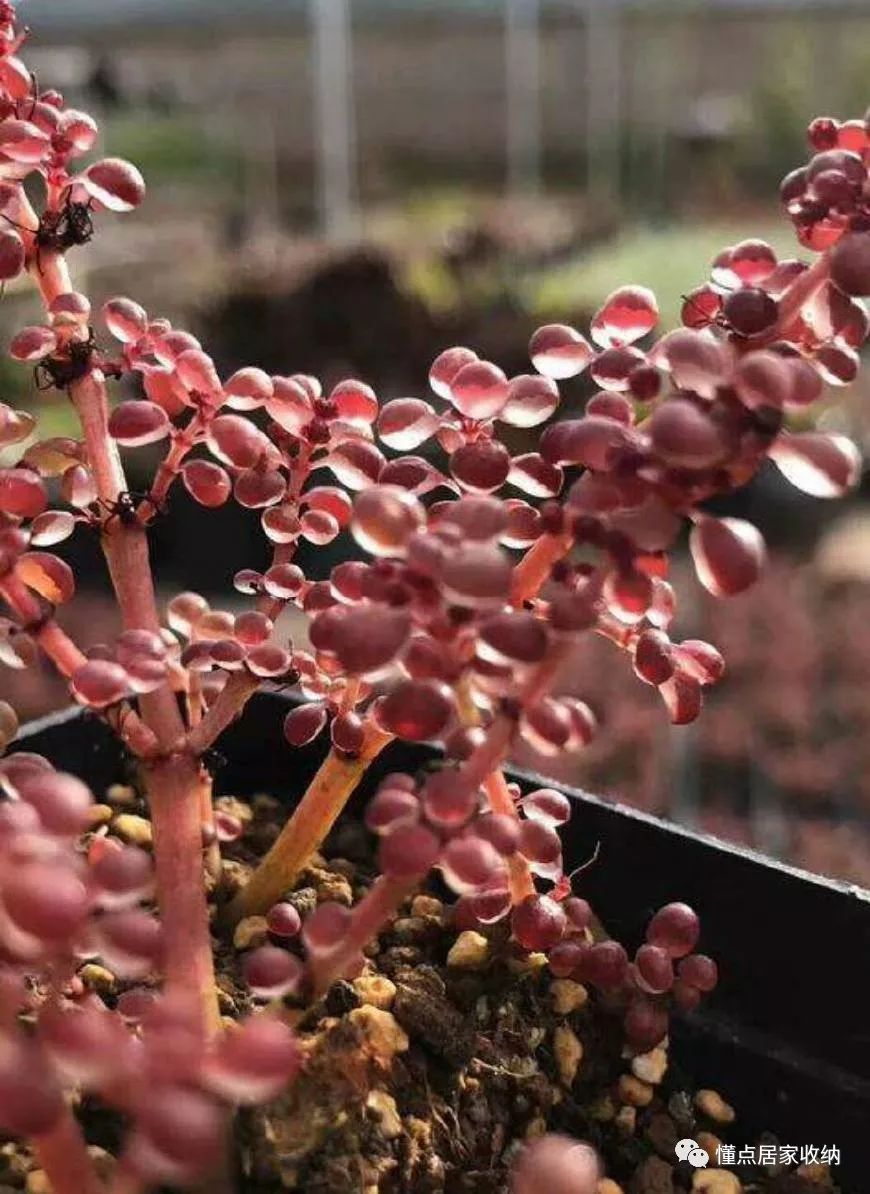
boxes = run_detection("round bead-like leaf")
[830,231,870,296]
[82,157,146,211]
[442,542,511,609]
[378,398,439,450]
[9,325,56,362]
[108,400,170,447]
[529,324,593,379]
[448,360,509,420]
[689,516,766,597]
[449,440,510,494]
[0,468,47,518]
[16,551,75,604]
[71,660,129,708]
[649,399,726,468]
[500,373,559,428]
[352,486,424,557]
[770,432,861,498]
[590,285,658,348]
[429,346,478,399]
[375,679,454,742]
[0,228,24,281]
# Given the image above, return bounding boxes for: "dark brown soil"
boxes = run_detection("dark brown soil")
[217,796,841,1194]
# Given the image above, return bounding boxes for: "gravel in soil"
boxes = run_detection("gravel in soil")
[221,796,842,1194]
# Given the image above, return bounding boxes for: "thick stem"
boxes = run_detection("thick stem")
[28,218,185,753]
[33,1106,105,1194]
[25,208,228,1037]
[482,771,535,902]
[71,377,216,1026]
[227,727,392,924]
[143,752,220,1034]
[510,530,574,608]
[309,874,416,997]
[68,369,127,500]
[237,646,555,927]
[68,374,218,1026]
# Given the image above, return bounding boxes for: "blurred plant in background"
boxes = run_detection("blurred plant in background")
[520,550,870,889]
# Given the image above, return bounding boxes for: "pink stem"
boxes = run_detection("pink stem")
[22,205,218,1036]
[144,751,220,1034]
[761,250,831,344]
[68,376,220,1033]
[311,646,565,989]
[510,530,574,608]
[185,672,260,755]
[0,573,158,757]
[33,1107,105,1194]
[106,1172,143,1194]
[140,408,210,519]
[310,875,416,996]
[27,230,183,754]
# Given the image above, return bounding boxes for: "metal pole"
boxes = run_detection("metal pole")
[584,0,621,205]
[505,0,542,196]
[311,0,356,241]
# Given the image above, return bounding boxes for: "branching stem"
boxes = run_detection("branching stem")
[226,725,392,924]
[15,195,219,1038]
[309,874,416,996]
[33,1106,106,1194]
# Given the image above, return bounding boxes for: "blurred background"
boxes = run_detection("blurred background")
[5,0,870,887]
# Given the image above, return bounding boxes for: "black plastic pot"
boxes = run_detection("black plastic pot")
[14,692,870,1191]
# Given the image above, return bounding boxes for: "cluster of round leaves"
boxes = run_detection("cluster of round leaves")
[280,489,597,759]
[682,235,867,388]
[780,115,870,263]
[241,770,716,1061]
[4,267,864,739]
[97,295,390,522]
[67,607,298,714]
[240,779,575,999]
[0,755,155,972]
[275,202,866,732]
[167,590,296,698]
[0,73,865,1132]
[540,898,717,1051]
[0,749,298,1186]
[357,770,719,1054]
[495,886,714,1062]
[6,133,869,738]
[0,18,144,284]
